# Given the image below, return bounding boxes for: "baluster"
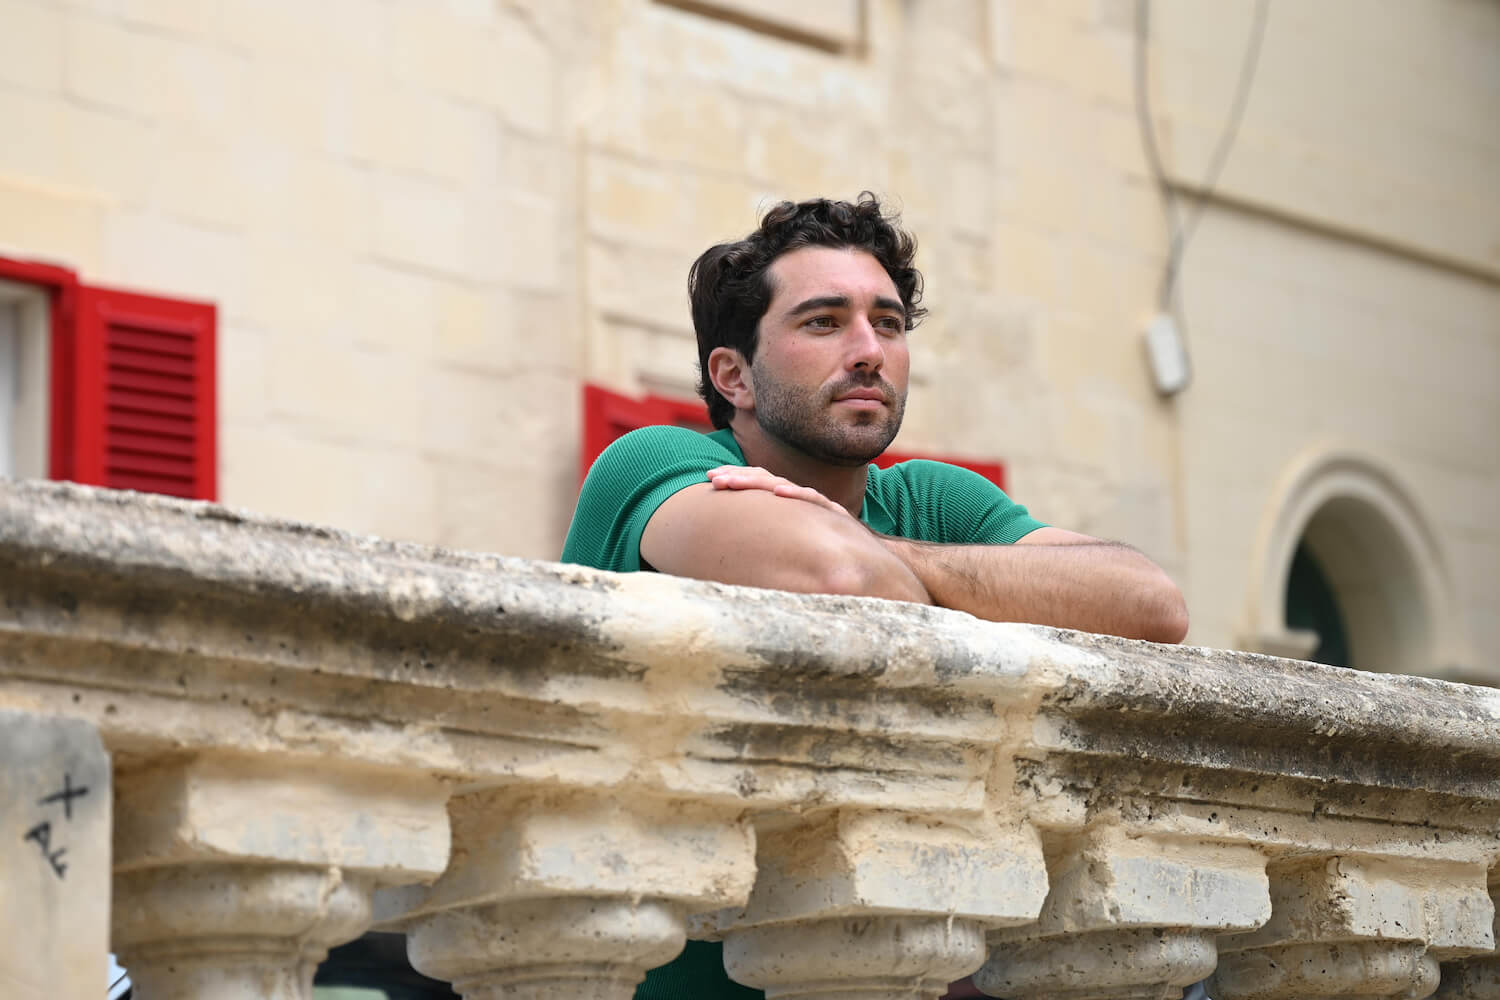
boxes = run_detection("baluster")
[111,753,450,1000]
[389,788,756,1000]
[974,831,1270,1000]
[712,810,1048,1000]
[1213,856,1494,1000]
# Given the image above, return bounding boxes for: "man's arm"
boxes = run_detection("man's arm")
[640,482,932,604]
[879,526,1189,643]
[702,468,1188,644]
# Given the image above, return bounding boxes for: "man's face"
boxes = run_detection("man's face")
[747,246,910,467]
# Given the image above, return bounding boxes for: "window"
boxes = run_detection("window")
[581,384,1008,489]
[0,256,216,501]
[0,278,50,479]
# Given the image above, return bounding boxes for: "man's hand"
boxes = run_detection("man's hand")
[640,475,930,603]
[706,466,853,519]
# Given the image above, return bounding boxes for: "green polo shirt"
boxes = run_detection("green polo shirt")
[562,426,1044,572]
[559,424,1045,999]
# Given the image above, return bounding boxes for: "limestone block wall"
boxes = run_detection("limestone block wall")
[1148,0,1500,679]
[0,0,1495,679]
[0,0,582,556]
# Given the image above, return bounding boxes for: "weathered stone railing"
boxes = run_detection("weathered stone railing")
[2,479,1498,1000]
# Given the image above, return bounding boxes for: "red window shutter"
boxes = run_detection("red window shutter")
[581,384,712,482]
[580,384,1005,491]
[67,285,217,500]
[873,450,1006,491]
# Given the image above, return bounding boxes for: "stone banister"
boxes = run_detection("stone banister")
[1,479,1497,1000]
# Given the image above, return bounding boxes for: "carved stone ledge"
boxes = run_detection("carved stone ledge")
[407,897,686,1000]
[974,831,1268,1000]
[110,753,450,1000]
[380,788,756,999]
[1213,856,1495,1000]
[979,927,1217,999]
[724,915,988,1000]
[114,863,373,1000]
[705,810,1047,999]
[1217,939,1438,1000]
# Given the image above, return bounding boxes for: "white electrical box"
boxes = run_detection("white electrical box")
[1144,312,1191,396]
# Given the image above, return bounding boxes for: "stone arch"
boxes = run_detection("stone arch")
[1242,447,1465,678]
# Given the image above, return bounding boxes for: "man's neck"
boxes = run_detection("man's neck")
[728,418,870,516]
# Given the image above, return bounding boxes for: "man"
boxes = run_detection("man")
[561,194,1189,999]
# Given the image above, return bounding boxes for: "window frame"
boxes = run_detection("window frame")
[0,255,217,501]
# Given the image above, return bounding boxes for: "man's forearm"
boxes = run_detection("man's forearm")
[694,466,1180,634]
[878,536,1189,643]
[643,482,934,604]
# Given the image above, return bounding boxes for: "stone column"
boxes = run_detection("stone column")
[972,830,1270,1000]
[711,810,1049,1000]
[0,708,112,1000]
[110,752,451,1000]
[388,788,757,1000]
[1213,856,1495,1000]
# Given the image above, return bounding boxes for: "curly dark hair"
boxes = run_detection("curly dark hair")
[687,193,926,429]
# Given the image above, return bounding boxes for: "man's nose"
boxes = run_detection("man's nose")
[846,316,885,372]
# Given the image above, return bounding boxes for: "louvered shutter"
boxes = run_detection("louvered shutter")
[581,384,713,482]
[67,286,217,500]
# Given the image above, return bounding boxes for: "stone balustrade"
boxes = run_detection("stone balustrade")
[1,479,1498,1000]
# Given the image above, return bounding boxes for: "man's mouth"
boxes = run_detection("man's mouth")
[833,388,886,406]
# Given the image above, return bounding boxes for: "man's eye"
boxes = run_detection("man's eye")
[874,316,905,333]
[806,316,838,330]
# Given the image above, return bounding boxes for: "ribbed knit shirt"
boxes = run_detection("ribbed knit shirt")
[563,426,1044,572]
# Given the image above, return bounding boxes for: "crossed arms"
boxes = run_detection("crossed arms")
[640,467,1189,644]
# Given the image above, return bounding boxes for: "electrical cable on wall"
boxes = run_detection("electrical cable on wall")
[1133,0,1270,395]
[1135,0,1271,310]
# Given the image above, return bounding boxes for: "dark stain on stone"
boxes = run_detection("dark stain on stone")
[720,666,973,722]
[743,641,889,681]
[703,722,970,775]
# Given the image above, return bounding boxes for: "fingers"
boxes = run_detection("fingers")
[707,465,772,479]
[706,466,785,491]
[771,483,847,515]
[706,466,850,517]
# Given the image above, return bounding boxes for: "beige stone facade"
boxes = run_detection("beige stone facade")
[0,0,1495,680]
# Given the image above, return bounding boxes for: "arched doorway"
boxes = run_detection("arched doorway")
[1244,448,1465,679]
[1283,541,1349,668]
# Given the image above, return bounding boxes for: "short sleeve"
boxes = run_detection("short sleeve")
[561,426,741,572]
[873,460,1046,545]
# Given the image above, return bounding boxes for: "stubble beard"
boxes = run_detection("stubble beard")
[751,367,906,467]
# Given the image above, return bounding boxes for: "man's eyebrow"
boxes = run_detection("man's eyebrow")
[783,295,907,319]
[783,295,849,319]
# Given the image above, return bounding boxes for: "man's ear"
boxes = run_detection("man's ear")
[707,347,753,411]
